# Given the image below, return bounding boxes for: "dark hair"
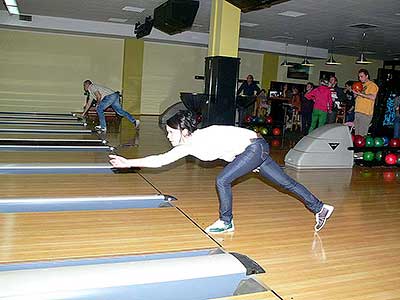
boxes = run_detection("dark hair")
[345,80,354,86]
[330,76,338,82]
[247,74,254,80]
[166,110,198,133]
[358,69,370,78]
[83,79,92,85]
[306,82,314,88]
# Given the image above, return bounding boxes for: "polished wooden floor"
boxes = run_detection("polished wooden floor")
[1,116,400,299]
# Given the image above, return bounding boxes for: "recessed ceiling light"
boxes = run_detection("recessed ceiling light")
[240,22,259,27]
[278,11,306,17]
[4,0,17,6]
[122,6,145,13]
[108,18,128,23]
[7,6,20,15]
[395,13,400,16]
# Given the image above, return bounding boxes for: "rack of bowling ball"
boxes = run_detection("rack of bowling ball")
[351,135,400,166]
[243,115,283,147]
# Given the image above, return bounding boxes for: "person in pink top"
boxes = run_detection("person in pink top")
[304,79,333,133]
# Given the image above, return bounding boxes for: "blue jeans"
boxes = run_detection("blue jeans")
[216,138,323,223]
[394,116,400,138]
[96,92,136,129]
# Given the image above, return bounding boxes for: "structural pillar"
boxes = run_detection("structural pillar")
[203,0,241,126]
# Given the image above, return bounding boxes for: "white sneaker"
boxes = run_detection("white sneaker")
[314,204,334,232]
[94,125,106,132]
[205,219,235,234]
[135,120,141,129]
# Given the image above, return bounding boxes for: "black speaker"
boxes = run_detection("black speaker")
[225,0,290,13]
[153,0,199,35]
[203,56,240,126]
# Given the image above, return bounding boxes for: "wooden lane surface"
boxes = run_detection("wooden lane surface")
[141,162,400,300]
[130,118,400,300]
[0,173,157,198]
[0,207,216,264]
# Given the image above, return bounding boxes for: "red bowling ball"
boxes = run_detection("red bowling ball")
[352,81,363,93]
[272,127,281,136]
[389,138,400,148]
[265,116,273,124]
[385,153,397,165]
[353,135,366,147]
[244,115,252,123]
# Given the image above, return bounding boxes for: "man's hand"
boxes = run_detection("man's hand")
[109,155,132,168]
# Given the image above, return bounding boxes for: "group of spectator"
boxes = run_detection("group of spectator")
[238,69,380,138]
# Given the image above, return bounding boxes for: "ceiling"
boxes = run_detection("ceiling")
[1,0,400,60]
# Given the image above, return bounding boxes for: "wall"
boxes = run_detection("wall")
[0,29,124,113]
[276,53,383,87]
[141,42,264,115]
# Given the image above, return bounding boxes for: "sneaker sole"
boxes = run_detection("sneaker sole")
[315,207,334,232]
[206,227,235,234]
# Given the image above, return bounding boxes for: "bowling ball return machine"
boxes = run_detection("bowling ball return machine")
[285,124,354,169]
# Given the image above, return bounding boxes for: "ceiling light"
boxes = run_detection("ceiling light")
[240,22,259,27]
[281,43,294,67]
[7,5,20,15]
[325,36,341,65]
[108,18,128,23]
[356,32,373,64]
[122,6,145,13]
[4,0,17,6]
[278,11,306,17]
[301,39,314,67]
[356,53,372,64]
[325,56,341,65]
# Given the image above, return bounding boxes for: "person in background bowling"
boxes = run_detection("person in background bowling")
[82,80,140,132]
[353,69,379,136]
[301,82,315,135]
[109,110,334,234]
[305,79,333,133]
[394,94,400,138]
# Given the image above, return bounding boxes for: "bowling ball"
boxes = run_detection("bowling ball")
[257,117,265,124]
[374,137,384,147]
[389,138,400,148]
[252,126,260,133]
[351,134,355,142]
[363,151,374,161]
[251,116,258,124]
[354,135,366,147]
[375,151,383,161]
[271,139,281,147]
[385,153,397,165]
[365,136,374,147]
[272,127,281,136]
[352,81,363,93]
[382,136,389,146]
[244,115,252,123]
[265,116,273,124]
[259,127,269,135]
[397,154,400,166]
